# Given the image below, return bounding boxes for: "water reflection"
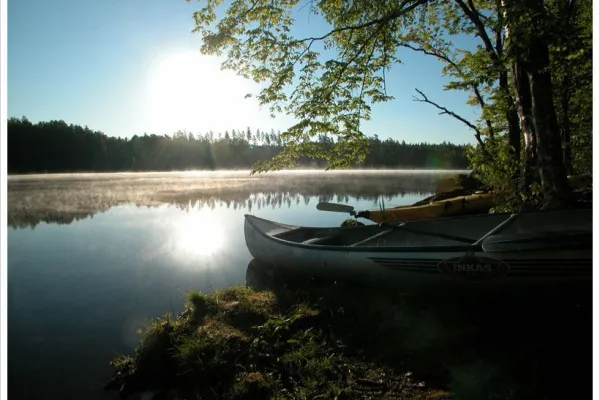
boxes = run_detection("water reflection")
[6,170,456,399]
[8,170,462,229]
[169,210,226,258]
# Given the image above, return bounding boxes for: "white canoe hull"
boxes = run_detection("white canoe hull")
[244,209,592,289]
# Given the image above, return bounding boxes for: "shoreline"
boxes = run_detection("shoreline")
[7,169,471,178]
[106,263,591,400]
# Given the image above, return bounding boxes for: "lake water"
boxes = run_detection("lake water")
[7,170,464,400]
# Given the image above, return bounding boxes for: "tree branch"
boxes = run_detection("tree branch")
[454,0,498,62]
[413,88,486,149]
[494,0,504,57]
[357,37,379,119]
[399,43,459,69]
[290,0,431,45]
[477,10,491,23]
[324,20,388,104]
[382,29,390,96]
[472,86,495,138]
[297,0,315,13]
[401,43,495,137]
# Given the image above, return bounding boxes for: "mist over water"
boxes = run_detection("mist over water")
[7,169,465,228]
[8,170,459,399]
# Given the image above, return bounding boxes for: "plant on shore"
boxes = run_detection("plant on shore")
[106,286,438,399]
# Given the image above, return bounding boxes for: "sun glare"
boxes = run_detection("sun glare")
[144,51,261,134]
[171,211,225,258]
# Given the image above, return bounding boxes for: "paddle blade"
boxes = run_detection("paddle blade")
[316,202,355,214]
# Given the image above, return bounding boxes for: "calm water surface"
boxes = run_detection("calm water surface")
[7,170,463,399]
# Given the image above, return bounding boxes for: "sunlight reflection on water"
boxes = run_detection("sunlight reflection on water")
[170,210,226,258]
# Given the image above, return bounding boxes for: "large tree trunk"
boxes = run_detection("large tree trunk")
[503,0,572,209]
[510,60,537,199]
[559,76,574,175]
[496,5,521,167]
[502,0,536,198]
[501,0,531,201]
[556,0,577,175]
[501,70,522,176]
[526,36,572,208]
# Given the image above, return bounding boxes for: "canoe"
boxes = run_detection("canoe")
[363,192,494,223]
[244,207,592,288]
[363,174,592,224]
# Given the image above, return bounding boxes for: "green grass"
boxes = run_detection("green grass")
[106,283,433,399]
[106,267,590,400]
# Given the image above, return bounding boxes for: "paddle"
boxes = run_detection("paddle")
[316,202,356,215]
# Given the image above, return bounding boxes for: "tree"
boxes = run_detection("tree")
[189,0,591,208]
[7,117,469,172]
[500,0,571,208]
[246,126,252,143]
[548,0,593,175]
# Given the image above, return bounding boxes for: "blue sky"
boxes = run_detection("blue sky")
[8,0,480,144]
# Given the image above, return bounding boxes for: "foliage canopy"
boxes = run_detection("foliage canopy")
[189,0,592,208]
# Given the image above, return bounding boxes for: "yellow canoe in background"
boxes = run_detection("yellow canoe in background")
[365,192,495,224]
[566,174,593,190]
[365,174,591,224]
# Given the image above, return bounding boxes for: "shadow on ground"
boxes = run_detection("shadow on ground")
[104,259,590,400]
[245,260,591,400]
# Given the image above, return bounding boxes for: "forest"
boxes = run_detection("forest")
[7,117,469,173]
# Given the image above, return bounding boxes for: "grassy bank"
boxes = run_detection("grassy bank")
[106,263,590,399]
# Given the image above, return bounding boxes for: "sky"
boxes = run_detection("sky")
[8,0,481,145]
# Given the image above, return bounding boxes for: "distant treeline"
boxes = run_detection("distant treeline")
[7,117,469,173]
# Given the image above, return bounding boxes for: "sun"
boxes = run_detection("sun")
[144,51,258,133]
[171,211,226,258]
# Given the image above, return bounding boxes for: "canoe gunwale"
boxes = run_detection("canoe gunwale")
[244,214,479,253]
[244,207,593,255]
